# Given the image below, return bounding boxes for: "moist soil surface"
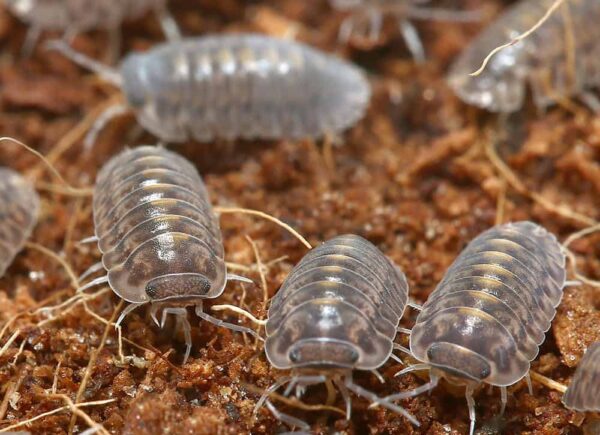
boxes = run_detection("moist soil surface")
[0,0,598,434]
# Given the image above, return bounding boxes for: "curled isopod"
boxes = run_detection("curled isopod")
[5,0,179,54]
[0,168,39,277]
[448,0,600,112]
[255,234,418,430]
[79,145,257,362]
[331,0,480,61]
[381,221,568,434]
[46,33,371,146]
[562,342,600,412]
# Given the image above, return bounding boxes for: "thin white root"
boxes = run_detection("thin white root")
[470,0,567,76]
[210,304,267,326]
[529,370,567,393]
[215,206,312,250]
[25,242,80,289]
[562,223,600,287]
[0,137,91,196]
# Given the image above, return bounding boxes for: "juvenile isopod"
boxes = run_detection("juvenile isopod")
[0,168,39,277]
[5,0,180,55]
[380,221,568,434]
[331,0,481,61]
[254,234,418,430]
[562,342,600,412]
[46,33,371,147]
[448,0,600,112]
[78,145,258,362]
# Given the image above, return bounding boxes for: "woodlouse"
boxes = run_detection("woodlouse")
[380,221,567,434]
[6,0,180,55]
[331,0,480,61]
[47,33,371,146]
[562,342,600,412]
[448,0,600,112]
[256,234,418,429]
[79,145,256,362]
[0,168,39,277]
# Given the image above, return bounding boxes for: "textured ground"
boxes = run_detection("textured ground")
[0,0,599,434]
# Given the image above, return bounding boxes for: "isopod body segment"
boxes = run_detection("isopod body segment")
[48,33,371,146]
[383,221,567,434]
[83,145,257,362]
[448,0,600,112]
[562,342,600,412]
[257,234,418,429]
[0,168,39,277]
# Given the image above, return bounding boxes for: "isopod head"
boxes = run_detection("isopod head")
[106,232,227,304]
[447,42,527,112]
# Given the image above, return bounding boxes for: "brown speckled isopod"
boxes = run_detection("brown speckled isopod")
[46,33,371,147]
[0,168,39,277]
[448,0,600,112]
[5,0,179,54]
[79,145,256,363]
[380,221,567,435]
[562,342,600,412]
[254,234,419,430]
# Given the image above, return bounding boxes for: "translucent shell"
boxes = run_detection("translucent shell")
[0,168,39,277]
[92,146,225,304]
[562,342,600,412]
[410,221,566,386]
[265,234,409,370]
[119,33,371,142]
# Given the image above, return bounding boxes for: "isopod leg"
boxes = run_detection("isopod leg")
[500,386,507,415]
[397,18,425,63]
[253,376,292,416]
[77,275,109,293]
[78,262,104,282]
[115,302,145,328]
[333,378,352,419]
[393,343,412,356]
[264,400,311,431]
[397,327,412,335]
[154,4,182,41]
[83,103,130,152]
[393,363,431,378]
[195,302,263,340]
[344,376,420,426]
[580,92,600,113]
[466,385,476,435]
[159,307,193,362]
[525,373,533,395]
[21,26,42,58]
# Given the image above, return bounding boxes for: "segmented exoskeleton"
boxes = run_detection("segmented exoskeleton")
[47,33,371,147]
[448,0,600,112]
[381,221,567,435]
[256,234,418,430]
[562,342,600,412]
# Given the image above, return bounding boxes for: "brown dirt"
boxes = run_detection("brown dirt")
[0,0,598,434]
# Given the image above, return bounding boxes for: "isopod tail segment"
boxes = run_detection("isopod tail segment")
[253,370,420,430]
[76,268,261,364]
[44,40,129,152]
[333,0,481,62]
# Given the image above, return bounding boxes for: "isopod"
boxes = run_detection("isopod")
[79,145,257,362]
[331,0,481,61]
[5,0,180,55]
[448,0,600,112]
[381,221,567,434]
[46,33,371,146]
[255,234,418,430]
[0,168,39,277]
[562,342,600,412]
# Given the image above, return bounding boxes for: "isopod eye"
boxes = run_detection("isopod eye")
[145,283,158,298]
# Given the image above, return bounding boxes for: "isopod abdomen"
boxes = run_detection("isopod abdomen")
[448,0,600,112]
[48,33,371,144]
[82,145,256,362]
[383,221,567,434]
[0,168,39,277]
[256,234,417,430]
[562,342,600,412]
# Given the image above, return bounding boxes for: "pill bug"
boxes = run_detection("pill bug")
[331,0,480,61]
[0,168,39,277]
[381,221,567,435]
[5,0,179,54]
[46,33,371,146]
[562,342,600,412]
[79,145,256,362]
[255,234,418,430]
[448,0,600,112]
